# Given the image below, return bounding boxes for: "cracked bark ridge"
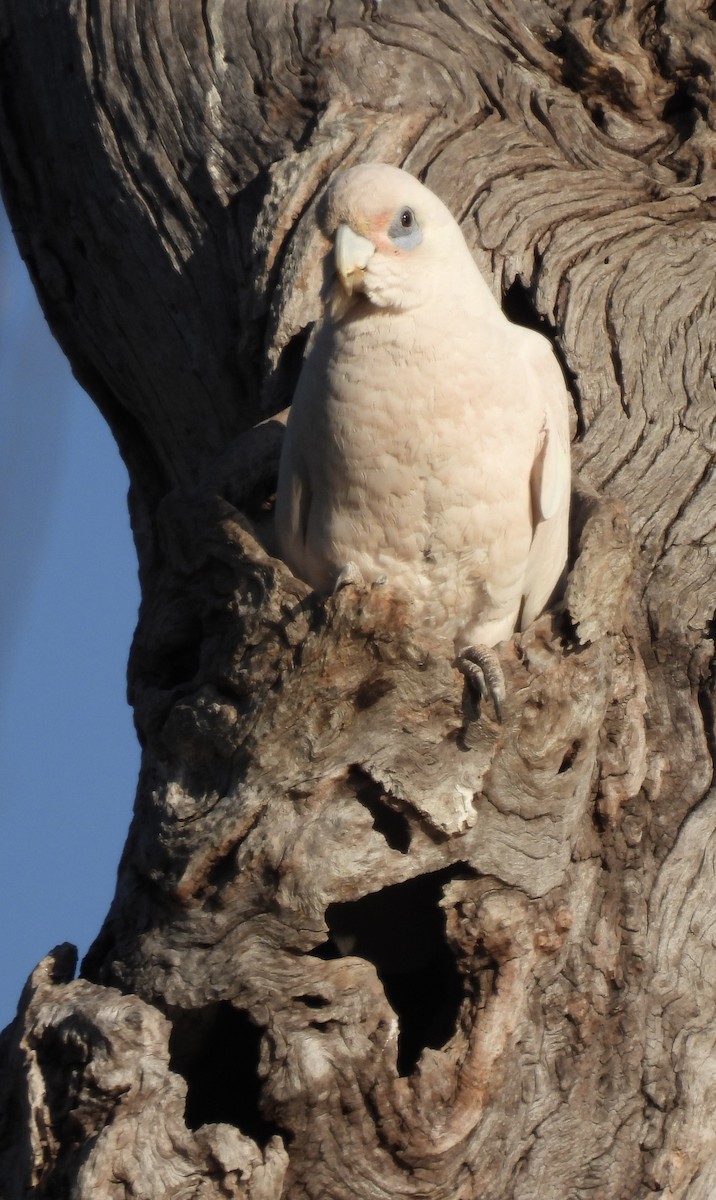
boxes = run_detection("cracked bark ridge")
[0,1,715,1197]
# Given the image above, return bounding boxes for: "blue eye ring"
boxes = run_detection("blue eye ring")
[388,206,422,249]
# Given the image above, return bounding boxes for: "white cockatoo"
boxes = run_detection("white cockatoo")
[275,163,571,715]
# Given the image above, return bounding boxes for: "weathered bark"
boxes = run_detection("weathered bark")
[1,2,715,1197]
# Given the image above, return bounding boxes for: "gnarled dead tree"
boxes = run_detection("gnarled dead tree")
[1,2,715,1197]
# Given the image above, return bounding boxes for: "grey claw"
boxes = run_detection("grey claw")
[333,561,365,592]
[457,644,505,721]
[334,564,388,592]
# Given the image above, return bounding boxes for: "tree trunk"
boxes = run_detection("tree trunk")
[1,2,715,1196]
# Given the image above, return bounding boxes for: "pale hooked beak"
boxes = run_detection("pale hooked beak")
[334,223,374,294]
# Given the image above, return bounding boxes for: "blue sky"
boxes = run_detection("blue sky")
[0,204,140,1029]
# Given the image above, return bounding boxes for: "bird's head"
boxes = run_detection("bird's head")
[319,163,483,318]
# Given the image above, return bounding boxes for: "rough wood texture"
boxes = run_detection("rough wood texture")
[1,2,715,1197]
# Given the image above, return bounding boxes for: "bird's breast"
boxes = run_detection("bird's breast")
[291,309,541,639]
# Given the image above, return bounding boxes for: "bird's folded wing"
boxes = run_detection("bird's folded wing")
[278,438,312,563]
[527,337,571,525]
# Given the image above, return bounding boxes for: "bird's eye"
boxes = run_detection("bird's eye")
[388,206,422,249]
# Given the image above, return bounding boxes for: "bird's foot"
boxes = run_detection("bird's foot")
[334,563,388,592]
[334,561,366,592]
[457,644,505,722]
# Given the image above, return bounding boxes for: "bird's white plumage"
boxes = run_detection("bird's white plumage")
[275,163,571,659]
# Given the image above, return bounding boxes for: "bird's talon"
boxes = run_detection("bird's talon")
[334,561,365,593]
[457,644,505,722]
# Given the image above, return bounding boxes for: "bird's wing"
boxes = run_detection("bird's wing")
[514,330,571,631]
[284,457,312,550]
[275,418,313,576]
[526,333,571,528]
